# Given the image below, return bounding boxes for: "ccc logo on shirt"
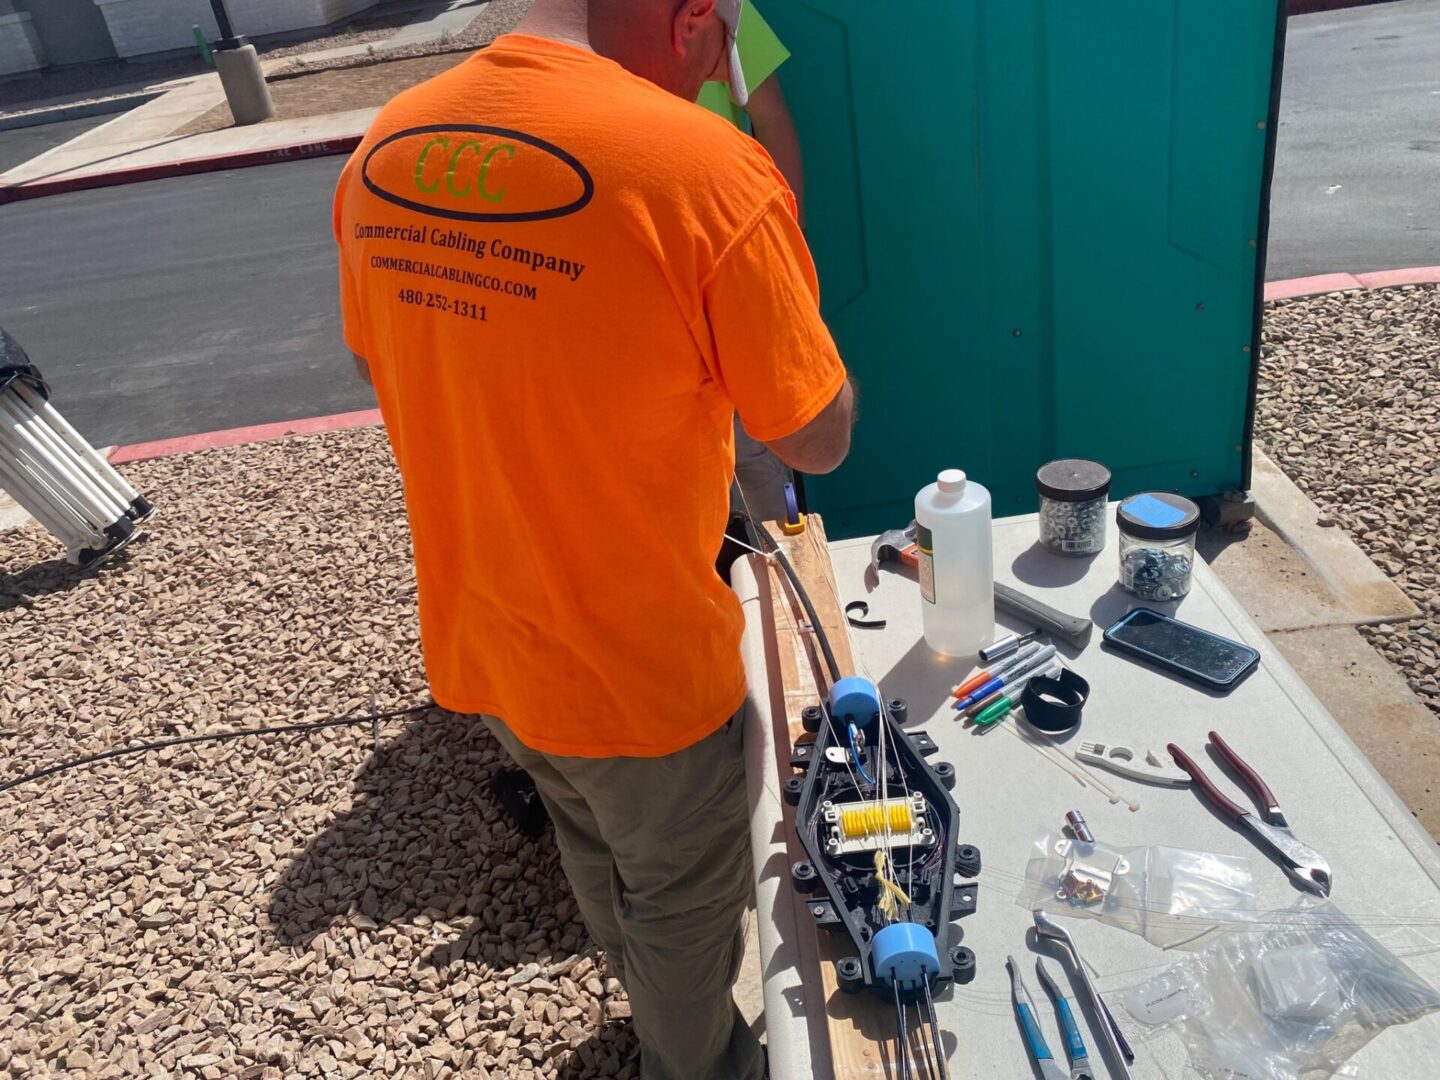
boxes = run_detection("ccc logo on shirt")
[361,124,595,223]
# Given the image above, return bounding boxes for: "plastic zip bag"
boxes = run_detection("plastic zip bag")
[1125,902,1440,1079]
[1017,830,1257,948]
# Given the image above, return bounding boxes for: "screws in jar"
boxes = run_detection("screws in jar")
[1120,547,1193,600]
[1039,497,1107,555]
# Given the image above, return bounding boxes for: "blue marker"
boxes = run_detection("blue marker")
[955,644,1058,710]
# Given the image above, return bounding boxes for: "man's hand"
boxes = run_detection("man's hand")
[761,376,854,475]
[353,354,373,386]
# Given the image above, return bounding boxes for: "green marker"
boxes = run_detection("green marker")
[975,659,1063,727]
[975,695,1016,727]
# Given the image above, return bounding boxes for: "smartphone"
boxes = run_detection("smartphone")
[1103,608,1260,690]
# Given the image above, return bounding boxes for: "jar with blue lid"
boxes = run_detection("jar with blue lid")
[1116,492,1200,601]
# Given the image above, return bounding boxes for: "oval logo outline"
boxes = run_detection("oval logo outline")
[360,123,595,223]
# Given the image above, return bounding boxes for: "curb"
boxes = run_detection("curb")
[1288,0,1397,13]
[1264,266,1440,301]
[0,132,361,205]
[0,91,164,132]
[111,408,382,465]
[1249,449,1419,626]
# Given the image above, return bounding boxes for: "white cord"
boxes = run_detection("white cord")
[798,523,919,923]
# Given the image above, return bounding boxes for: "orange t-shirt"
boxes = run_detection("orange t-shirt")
[334,34,846,758]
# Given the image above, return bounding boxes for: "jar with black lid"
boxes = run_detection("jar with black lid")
[1036,459,1111,557]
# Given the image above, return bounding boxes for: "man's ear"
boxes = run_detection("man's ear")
[671,0,717,54]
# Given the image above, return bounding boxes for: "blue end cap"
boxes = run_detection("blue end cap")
[828,676,882,731]
[871,923,941,990]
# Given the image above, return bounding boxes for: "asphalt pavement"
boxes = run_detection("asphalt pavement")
[1267,0,1440,279]
[0,156,372,447]
[0,114,112,175]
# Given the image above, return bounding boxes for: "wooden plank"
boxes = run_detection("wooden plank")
[758,515,924,1079]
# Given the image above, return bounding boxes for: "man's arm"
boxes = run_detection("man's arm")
[703,191,848,479]
[763,376,853,475]
[745,77,805,225]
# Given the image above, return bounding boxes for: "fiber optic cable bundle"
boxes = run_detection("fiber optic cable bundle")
[0,327,152,568]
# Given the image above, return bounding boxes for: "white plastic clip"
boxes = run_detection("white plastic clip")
[1074,741,1190,786]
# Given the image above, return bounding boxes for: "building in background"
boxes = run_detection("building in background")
[0,0,380,75]
[0,0,47,75]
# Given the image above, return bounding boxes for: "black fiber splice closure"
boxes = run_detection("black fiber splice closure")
[752,513,979,1019]
[1021,669,1090,733]
[788,690,980,999]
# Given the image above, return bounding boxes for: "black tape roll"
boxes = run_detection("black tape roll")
[1020,668,1090,733]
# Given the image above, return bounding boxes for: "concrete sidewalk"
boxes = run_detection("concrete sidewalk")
[0,66,375,192]
[0,0,485,197]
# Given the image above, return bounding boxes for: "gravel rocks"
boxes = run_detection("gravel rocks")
[1256,284,1440,715]
[270,0,534,78]
[0,428,635,1077]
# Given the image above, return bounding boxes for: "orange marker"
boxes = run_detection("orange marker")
[952,671,992,699]
[950,641,1047,700]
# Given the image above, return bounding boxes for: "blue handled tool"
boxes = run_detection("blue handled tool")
[1036,958,1095,1080]
[1007,955,1068,1080]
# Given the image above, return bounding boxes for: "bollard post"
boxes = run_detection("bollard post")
[209,0,235,41]
[208,0,274,126]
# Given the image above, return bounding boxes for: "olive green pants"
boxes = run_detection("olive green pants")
[484,713,764,1080]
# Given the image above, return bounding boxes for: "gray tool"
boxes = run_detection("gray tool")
[981,628,1044,663]
[870,522,1094,646]
[1033,911,1134,1080]
[996,583,1092,648]
[1036,958,1095,1080]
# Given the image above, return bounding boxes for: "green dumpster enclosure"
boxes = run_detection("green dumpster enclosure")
[765,0,1287,538]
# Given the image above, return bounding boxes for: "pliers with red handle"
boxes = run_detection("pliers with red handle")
[1167,731,1333,897]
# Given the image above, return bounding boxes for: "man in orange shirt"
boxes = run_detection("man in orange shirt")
[334,0,852,1075]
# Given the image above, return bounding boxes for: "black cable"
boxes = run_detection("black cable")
[7,520,838,800]
[0,702,433,795]
[751,519,843,685]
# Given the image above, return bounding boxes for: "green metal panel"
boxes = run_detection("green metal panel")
[764,1,1284,538]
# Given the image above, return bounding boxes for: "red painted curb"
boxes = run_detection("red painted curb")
[111,408,383,464]
[1265,266,1440,302]
[1354,266,1440,290]
[1264,273,1362,301]
[0,134,362,205]
[1288,0,1396,13]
